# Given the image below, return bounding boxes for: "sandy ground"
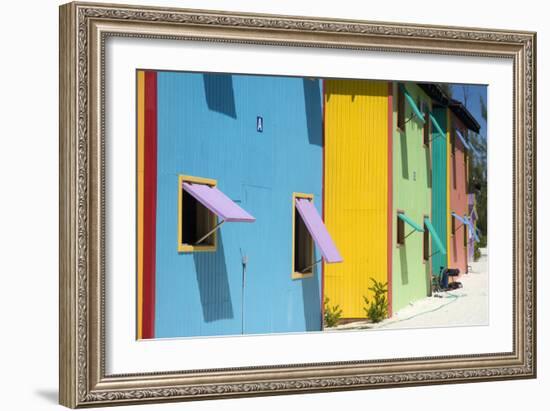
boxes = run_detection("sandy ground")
[329,248,488,331]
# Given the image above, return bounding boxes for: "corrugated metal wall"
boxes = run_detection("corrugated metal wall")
[392,83,432,312]
[324,79,389,319]
[449,114,469,275]
[431,107,448,278]
[154,72,323,338]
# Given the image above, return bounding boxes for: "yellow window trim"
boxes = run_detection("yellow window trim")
[177,174,218,253]
[292,192,315,280]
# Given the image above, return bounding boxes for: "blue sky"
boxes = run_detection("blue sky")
[450,84,487,140]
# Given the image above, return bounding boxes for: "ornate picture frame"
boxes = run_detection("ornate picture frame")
[59,2,536,407]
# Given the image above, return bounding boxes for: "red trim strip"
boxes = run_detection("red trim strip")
[142,71,157,339]
[387,82,394,318]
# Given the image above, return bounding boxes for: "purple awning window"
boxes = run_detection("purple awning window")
[465,217,481,243]
[455,128,471,151]
[182,182,255,222]
[451,212,467,225]
[295,198,343,263]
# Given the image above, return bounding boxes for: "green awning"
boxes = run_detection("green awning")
[398,213,424,232]
[424,217,447,255]
[429,113,446,140]
[403,88,426,124]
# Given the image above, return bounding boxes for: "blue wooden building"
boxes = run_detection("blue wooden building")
[152,71,326,338]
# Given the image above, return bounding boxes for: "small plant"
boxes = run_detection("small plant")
[323,297,342,328]
[479,233,487,248]
[474,242,481,261]
[363,278,389,323]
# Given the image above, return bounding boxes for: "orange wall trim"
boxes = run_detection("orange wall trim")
[136,70,145,339]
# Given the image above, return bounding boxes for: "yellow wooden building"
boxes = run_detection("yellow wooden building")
[324,79,392,319]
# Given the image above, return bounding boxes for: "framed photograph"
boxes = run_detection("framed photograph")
[59,1,536,408]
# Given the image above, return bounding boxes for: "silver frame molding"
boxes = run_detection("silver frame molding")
[59,2,536,408]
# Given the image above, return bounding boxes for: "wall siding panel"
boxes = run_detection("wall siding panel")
[448,113,469,275]
[152,72,323,338]
[431,107,448,279]
[324,79,389,319]
[392,82,432,312]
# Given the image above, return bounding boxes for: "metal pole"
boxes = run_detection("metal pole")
[241,255,248,335]
[195,220,225,245]
[300,258,323,274]
[404,229,417,239]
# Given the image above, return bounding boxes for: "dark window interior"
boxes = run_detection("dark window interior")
[294,209,313,274]
[463,222,468,248]
[451,215,456,236]
[181,189,216,246]
[423,219,430,261]
[423,110,430,147]
[451,126,456,155]
[464,150,468,182]
[397,212,405,245]
[397,83,405,131]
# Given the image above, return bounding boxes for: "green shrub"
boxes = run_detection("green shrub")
[474,242,481,261]
[323,297,342,328]
[363,279,389,323]
[479,233,487,248]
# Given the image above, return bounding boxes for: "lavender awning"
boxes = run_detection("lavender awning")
[183,182,255,222]
[455,128,471,150]
[465,217,481,242]
[451,212,467,225]
[295,198,343,263]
